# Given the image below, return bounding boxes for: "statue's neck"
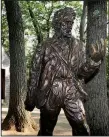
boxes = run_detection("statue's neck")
[53,32,74,47]
[53,32,72,41]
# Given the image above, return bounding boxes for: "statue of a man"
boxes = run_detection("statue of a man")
[25,7,105,136]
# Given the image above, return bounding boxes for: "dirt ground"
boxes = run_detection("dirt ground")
[1,108,72,136]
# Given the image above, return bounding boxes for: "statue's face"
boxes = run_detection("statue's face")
[60,18,74,38]
[52,7,76,38]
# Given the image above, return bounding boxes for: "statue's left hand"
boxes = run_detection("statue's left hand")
[90,38,106,62]
[24,98,35,111]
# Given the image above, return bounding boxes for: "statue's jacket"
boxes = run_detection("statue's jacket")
[25,36,100,110]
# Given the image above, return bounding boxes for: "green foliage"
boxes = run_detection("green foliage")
[20,1,83,77]
[2,1,83,77]
[2,1,9,56]
[2,1,109,85]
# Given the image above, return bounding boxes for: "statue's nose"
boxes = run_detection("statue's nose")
[67,23,72,29]
[68,26,72,30]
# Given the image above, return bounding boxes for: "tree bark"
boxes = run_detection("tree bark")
[85,1,109,135]
[107,1,109,107]
[107,2,109,88]
[2,1,37,132]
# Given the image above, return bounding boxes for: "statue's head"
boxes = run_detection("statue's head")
[52,7,76,38]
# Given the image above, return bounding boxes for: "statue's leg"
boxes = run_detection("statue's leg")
[63,99,90,136]
[37,103,61,136]
[37,106,61,136]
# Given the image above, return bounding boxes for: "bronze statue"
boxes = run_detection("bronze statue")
[25,7,105,136]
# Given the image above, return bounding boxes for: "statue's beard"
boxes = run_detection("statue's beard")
[62,30,72,38]
[57,31,71,39]
[54,27,72,38]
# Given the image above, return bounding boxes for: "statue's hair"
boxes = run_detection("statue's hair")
[52,7,76,31]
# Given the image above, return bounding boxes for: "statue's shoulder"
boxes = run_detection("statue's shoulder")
[72,37,85,49]
[42,38,54,48]
[72,37,83,45]
[41,38,54,55]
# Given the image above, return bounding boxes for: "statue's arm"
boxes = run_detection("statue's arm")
[77,59,101,84]
[77,39,106,84]
[25,44,45,111]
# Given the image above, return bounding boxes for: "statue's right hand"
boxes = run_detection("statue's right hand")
[90,38,106,62]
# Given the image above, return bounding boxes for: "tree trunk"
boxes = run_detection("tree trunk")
[80,0,87,42]
[2,1,37,132]
[85,1,109,135]
[107,1,109,108]
[45,1,54,38]
[27,1,43,44]
[107,1,109,91]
